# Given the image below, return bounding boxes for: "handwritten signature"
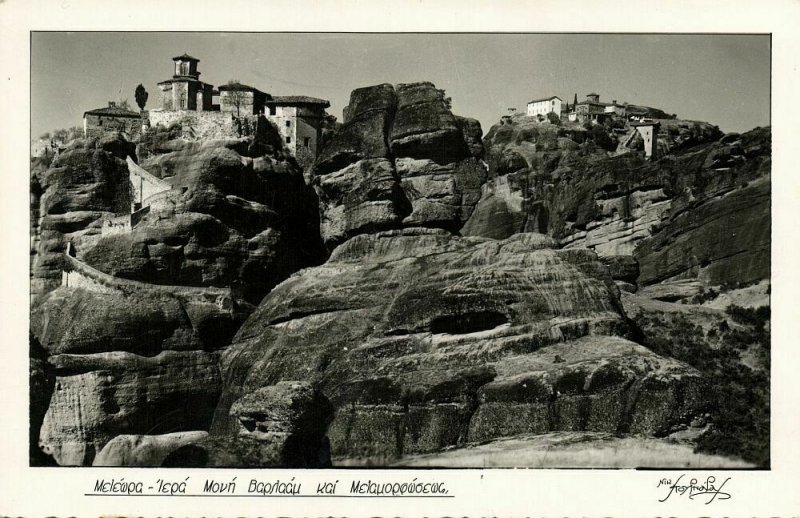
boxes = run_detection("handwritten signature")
[657,474,731,504]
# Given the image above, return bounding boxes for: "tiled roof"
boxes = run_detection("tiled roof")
[173,53,199,61]
[83,106,140,118]
[218,82,263,93]
[158,77,205,85]
[528,96,562,104]
[266,95,330,106]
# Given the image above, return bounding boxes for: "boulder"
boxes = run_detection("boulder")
[94,381,336,468]
[93,431,209,467]
[223,381,334,467]
[343,83,397,123]
[460,173,529,239]
[315,110,393,176]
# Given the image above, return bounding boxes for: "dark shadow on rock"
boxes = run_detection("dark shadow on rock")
[161,444,209,467]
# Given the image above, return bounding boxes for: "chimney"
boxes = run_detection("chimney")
[108,101,116,108]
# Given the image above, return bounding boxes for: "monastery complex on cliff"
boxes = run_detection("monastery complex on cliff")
[82,54,331,169]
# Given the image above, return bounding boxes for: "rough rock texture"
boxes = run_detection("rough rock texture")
[389,82,467,163]
[30,334,56,466]
[221,381,333,467]
[38,348,220,466]
[229,382,331,436]
[93,431,209,467]
[634,175,770,286]
[29,129,325,465]
[318,84,396,172]
[31,286,242,356]
[622,290,770,466]
[388,431,755,468]
[600,255,640,285]
[30,135,136,300]
[213,230,705,463]
[30,284,235,466]
[81,140,323,304]
[30,94,768,469]
[466,119,769,289]
[89,428,322,468]
[314,83,487,248]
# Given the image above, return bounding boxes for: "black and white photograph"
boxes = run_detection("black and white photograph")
[2,2,800,516]
[28,31,771,469]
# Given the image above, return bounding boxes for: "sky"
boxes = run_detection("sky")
[31,32,770,138]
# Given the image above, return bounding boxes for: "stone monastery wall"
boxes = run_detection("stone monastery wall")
[142,188,183,213]
[127,157,171,210]
[62,246,233,310]
[100,214,133,237]
[149,110,258,141]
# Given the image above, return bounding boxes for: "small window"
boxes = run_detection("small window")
[303,137,310,147]
[285,120,291,127]
[269,106,276,115]
[285,136,291,144]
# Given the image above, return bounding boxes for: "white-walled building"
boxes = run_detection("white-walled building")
[527,96,563,117]
[630,121,660,159]
[603,100,626,116]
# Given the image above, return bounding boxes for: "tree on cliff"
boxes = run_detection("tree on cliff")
[320,113,340,148]
[573,93,578,106]
[437,88,453,110]
[135,84,149,111]
[224,80,248,117]
[52,126,83,142]
[590,124,615,151]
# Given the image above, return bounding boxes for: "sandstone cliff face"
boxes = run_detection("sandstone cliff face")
[39,348,220,466]
[314,83,486,248]
[466,119,769,289]
[30,89,769,468]
[31,136,136,300]
[29,333,55,465]
[30,285,236,465]
[78,140,323,305]
[212,230,705,463]
[621,288,770,466]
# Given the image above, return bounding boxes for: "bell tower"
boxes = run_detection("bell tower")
[159,54,210,111]
[173,53,200,79]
